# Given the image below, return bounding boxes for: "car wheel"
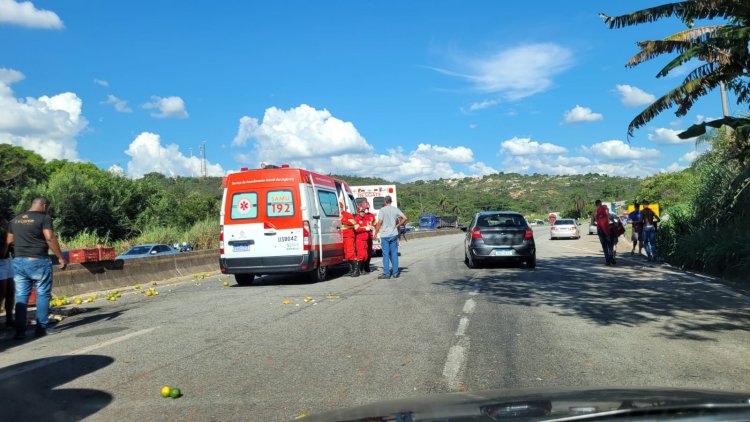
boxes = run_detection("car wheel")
[466,250,477,269]
[234,273,255,286]
[526,254,536,269]
[308,265,327,283]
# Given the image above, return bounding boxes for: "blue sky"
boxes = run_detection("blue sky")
[1,0,730,181]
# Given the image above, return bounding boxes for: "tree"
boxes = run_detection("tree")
[601,1,750,138]
[569,189,587,218]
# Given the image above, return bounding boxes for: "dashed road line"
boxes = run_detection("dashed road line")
[455,316,469,336]
[462,298,476,314]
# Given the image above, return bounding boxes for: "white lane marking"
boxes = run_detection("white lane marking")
[455,317,469,336]
[462,298,476,314]
[469,288,479,296]
[442,345,465,390]
[0,327,156,382]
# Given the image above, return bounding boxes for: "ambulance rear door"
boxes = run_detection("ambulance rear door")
[223,185,304,264]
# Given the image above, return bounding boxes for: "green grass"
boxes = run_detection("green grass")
[61,218,218,254]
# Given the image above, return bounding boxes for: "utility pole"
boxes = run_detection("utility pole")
[199,141,207,177]
[188,147,193,177]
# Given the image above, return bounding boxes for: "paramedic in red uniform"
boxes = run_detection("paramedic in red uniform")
[361,201,376,273]
[354,203,372,274]
[340,202,360,277]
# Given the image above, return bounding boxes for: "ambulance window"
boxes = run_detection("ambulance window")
[318,190,340,217]
[231,193,258,220]
[267,190,295,217]
[372,197,385,210]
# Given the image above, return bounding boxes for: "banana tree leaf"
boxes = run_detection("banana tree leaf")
[679,116,750,139]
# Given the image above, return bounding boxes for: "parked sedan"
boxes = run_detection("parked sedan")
[550,219,580,240]
[462,211,536,269]
[116,244,179,260]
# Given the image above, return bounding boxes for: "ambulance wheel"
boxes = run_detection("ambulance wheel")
[234,273,255,286]
[308,265,327,283]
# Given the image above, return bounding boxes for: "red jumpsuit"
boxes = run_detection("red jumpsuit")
[341,210,358,261]
[354,213,371,261]
[364,211,376,261]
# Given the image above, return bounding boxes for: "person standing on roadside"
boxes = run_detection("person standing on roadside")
[640,200,661,262]
[0,217,15,328]
[340,201,360,277]
[362,202,376,273]
[7,197,67,339]
[374,195,407,280]
[353,203,373,274]
[594,200,617,265]
[627,203,644,256]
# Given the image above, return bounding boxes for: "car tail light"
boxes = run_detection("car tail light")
[551,227,556,231]
[524,226,534,239]
[219,226,224,254]
[471,227,482,239]
[303,220,311,251]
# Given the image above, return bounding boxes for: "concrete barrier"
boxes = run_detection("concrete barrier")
[51,249,220,296]
[49,230,461,296]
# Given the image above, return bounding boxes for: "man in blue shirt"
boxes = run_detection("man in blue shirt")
[627,203,643,256]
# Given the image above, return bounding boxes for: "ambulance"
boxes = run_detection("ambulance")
[350,185,398,254]
[219,165,357,284]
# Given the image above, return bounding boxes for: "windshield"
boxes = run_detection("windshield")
[124,246,151,255]
[5,2,749,422]
[554,219,575,225]
[476,214,526,227]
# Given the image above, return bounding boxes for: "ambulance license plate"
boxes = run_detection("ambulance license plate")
[233,243,250,252]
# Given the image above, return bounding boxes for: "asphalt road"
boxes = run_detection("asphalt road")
[1,227,748,421]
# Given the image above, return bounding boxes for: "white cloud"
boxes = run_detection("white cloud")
[436,43,574,101]
[0,73,86,160]
[124,132,224,178]
[468,161,497,176]
[0,0,63,29]
[231,104,489,181]
[232,104,372,160]
[414,143,474,163]
[142,96,188,119]
[103,94,132,113]
[108,164,125,176]
[615,84,656,107]
[501,154,659,177]
[681,150,699,162]
[500,136,567,156]
[0,68,25,85]
[469,99,498,111]
[468,123,477,129]
[663,162,685,172]
[563,105,603,123]
[582,140,660,160]
[648,127,695,144]
[94,78,109,87]
[695,114,720,123]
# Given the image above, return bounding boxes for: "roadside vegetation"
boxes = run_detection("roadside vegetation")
[603,1,750,279]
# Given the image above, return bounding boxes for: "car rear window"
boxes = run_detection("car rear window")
[555,219,576,225]
[231,192,258,220]
[318,190,340,217]
[267,190,295,217]
[476,214,526,228]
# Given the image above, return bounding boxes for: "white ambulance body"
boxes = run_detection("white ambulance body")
[220,166,357,284]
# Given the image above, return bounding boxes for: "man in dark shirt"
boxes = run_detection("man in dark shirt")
[7,197,67,339]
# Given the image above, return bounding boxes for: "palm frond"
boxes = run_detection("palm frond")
[664,25,727,42]
[627,74,725,135]
[601,1,750,29]
[627,40,693,67]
